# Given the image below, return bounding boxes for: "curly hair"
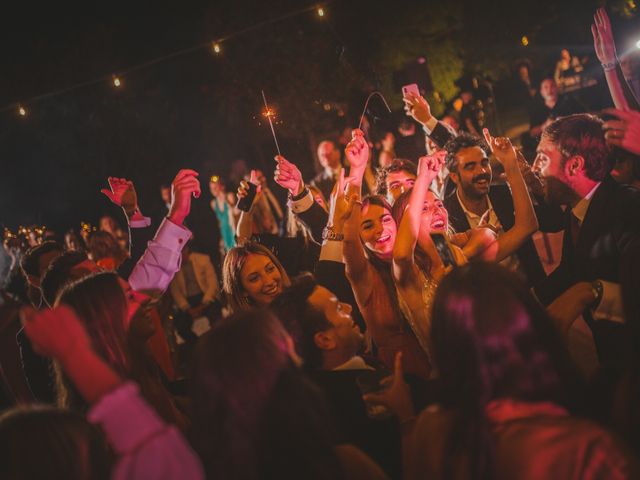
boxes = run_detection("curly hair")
[444,132,490,174]
[374,158,417,195]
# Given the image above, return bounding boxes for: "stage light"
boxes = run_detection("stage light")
[521,36,529,47]
[18,105,27,117]
[212,42,221,54]
[317,7,325,17]
[112,76,122,87]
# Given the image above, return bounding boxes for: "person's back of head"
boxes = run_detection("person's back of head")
[87,231,126,268]
[56,271,129,410]
[20,241,63,287]
[0,405,112,480]
[190,309,341,480]
[430,262,580,478]
[41,251,89,307]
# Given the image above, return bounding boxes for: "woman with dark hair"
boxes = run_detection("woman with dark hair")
[0,406,112,480]
[338,131,432,380]
[366,263,635,479]
[390,133,538,373]
[189,309,387,480]
[222,242,290,313]
[54,271,187,429]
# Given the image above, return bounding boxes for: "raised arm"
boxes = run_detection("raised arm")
[235,170,262,244]
[482,129,538,262]
[21,305,205,479]
[393,154,442,286]
[341,130,374,303]
[592,8,639,111]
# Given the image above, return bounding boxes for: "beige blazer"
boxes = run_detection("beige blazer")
[170,252,219,311]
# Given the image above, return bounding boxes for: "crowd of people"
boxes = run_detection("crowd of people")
[1,7,640,479]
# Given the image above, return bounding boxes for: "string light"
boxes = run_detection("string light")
[521,36,529,46]
[210,175,220,183]
[0,1,337,116]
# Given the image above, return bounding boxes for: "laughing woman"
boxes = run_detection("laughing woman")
[338,131,432,380]
[390,131,539,373]
[222,242,291,314]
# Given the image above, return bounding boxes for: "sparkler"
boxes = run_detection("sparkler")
[261,90,281,156]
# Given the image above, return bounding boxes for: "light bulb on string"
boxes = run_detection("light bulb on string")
[112,75,122,88]
[18,105,27,117]
[521,36,529,47]
[212,42,222,54]
[317,6,325,17]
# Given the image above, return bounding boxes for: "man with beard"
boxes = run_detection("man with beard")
[444,133,563,289]
[533,114,640,370]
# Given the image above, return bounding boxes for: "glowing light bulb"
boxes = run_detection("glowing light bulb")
[213,42,221,54]
[210,175,220,183]
[636,39,640,49]
[113,76,121,87]
[18,105,26,116]
[317,7,325,17]
[521,36,529,46]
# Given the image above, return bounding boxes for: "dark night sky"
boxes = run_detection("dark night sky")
[1,0,638,234]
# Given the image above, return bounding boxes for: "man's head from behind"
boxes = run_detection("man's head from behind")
[376,158,418,204]
[20,241,63,288]
[41,251,100,307]
[534,114,612,206]
[445,132,492,200]
[317,140,341,171]
[271,273,362,371]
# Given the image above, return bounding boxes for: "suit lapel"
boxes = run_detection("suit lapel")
[575,177,616,257]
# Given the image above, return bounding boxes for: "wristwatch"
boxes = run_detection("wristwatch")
[322,225,344,242]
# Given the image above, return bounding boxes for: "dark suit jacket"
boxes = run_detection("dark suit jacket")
[444,184,563,289]
[536,176,640,369]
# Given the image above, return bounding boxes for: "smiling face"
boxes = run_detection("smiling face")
[308,286,363,355]
[533,136,576,206]
[360,202,397,261]
[239,253,284,307]
[421,191,449,236]
[450,146,492,200]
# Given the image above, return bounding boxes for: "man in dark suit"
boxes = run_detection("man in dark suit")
[311,140,343,201]
[443,132,564,289]
[533,113,640,370]
[271,274,401,477]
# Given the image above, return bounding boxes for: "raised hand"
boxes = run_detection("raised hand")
[516,149,544,197]
[168,169,201,226]
[403,92,433,125]
[329,169,358,231]
[20,305,91,363]
[417,150,446,185]
[237,170,262,205]
[603,108,640,155]
[592,8,618,66]
[101,177,138,216]
[362,352,415,423]
[273,155,304,196]
[483,128,517,168]
[345,129,369,171]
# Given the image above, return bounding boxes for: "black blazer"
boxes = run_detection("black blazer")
[444,184,560,289]
[536,176,640,368]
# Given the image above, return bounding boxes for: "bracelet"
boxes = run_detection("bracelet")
[289,187,309,202]
[322,226,344,242]
[601,61,618,72]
